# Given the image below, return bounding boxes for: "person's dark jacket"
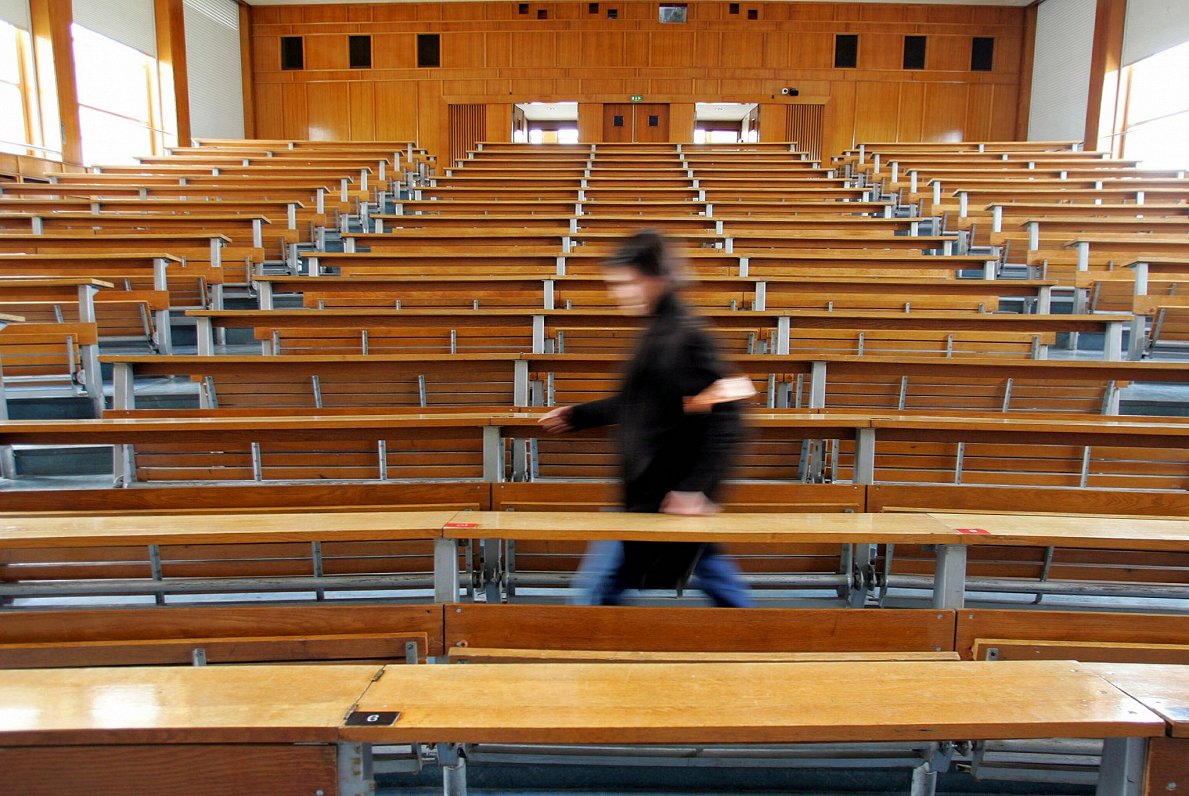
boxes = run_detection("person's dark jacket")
[567,290,743,589]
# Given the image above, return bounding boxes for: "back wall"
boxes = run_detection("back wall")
[247,0,1029,161]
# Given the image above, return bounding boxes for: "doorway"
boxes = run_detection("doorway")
[694,102,759,144]
[602,104,670,142]
[512,102,579,144]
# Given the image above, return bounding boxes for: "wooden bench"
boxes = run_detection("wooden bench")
[443,604,954,658]
[0,321,102,413]
[0,663,384,796]
[0,277,166,352]
[0,659,1163,795]
[0,509,456,604]
[0,603,442,666]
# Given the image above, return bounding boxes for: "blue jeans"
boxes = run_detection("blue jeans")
[571,540,755,607]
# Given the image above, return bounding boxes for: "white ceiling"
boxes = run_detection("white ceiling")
[696,102,758,121]
[517,102,579,121]
[248,0,1033,7]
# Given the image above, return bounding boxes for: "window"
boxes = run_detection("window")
[612,115,624,127]
[834,34,858,69]
[71,23,160,165]
[536,8,547,19]
[417,33,440,68]
[903,35,926,70]
[728,2,739,13]
[528,127,578,144]
[971,37,994,71]
[1118,38,1189,170]
[606,8,617,19]
[0,19,40,157]
[349,35,371,69]
[659,4,687,24]
[694,129,741,144]
[280,36,303,70]
[746,8,757,20]
[588,3,598,12]
[518,3,528,12]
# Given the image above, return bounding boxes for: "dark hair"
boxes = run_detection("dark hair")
[606,229,675,280]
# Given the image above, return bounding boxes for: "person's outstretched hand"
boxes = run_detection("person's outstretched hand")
[661,491,720,516]
[539,405,574,433]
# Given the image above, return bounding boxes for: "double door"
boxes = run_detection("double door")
[602,104,670,142]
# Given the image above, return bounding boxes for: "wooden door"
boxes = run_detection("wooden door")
[602,104,634,142]
[633,104,669,142]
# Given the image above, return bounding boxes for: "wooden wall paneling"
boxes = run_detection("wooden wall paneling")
[373,81,420,140]
[577,102,601,141]
[758,102,787,144]
[583,78,626,95]
[853,82,901,143]
[623,31,651,67]
[448,103,485,164]
[786,103,824,161]
[928,5,973,25]
[280,83,309,140]
[486,102,511,143]
[897,81,926,142]
[443,79,487,96]
[414,3,443,22]
[928,35,971,73]
[254,83,284,139]
[577,32,623,66]
[720,32,766,69]
[444,32,487,69]
[822,80,856,157]
[994,30,1021,76]
[305,35,347,71]
[302,5,348,24]
[650,78,695,95]
[372,4,419,23]
[786,32,833,70]
[349,82,375,139]
[791,4,836,21]
[250,6,280,25]
[442,2,486,21]
[762,32,792,70]
[346,5,371,23]
[648,31,695,68]
[692,78,719,96]
[921,82,968,142]
[239,3,255,138]
[556,30,585,65]
[1016,2,1036,139]
[963,83,995,141]
[695,31,722,65]
[485,32,512,67]
[553,77,580,96]
[417,80,446,158]
[863,4,928,24]
[668,102,695,143]
[989,83,1018,140]
[862,32,904,71]
[509,31,557,68]
[309,82,352,141]
[252,34,280,76]
[373,34,416,70]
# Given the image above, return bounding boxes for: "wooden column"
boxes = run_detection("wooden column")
[1084,0,1126,152]
[28,0,82,166]
[239,3,254,139]
[1015,1,1037,140]
[667,103,695,143]
[154,0,190,148]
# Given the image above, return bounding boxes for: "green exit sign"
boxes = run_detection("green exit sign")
[630,95,644,102]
